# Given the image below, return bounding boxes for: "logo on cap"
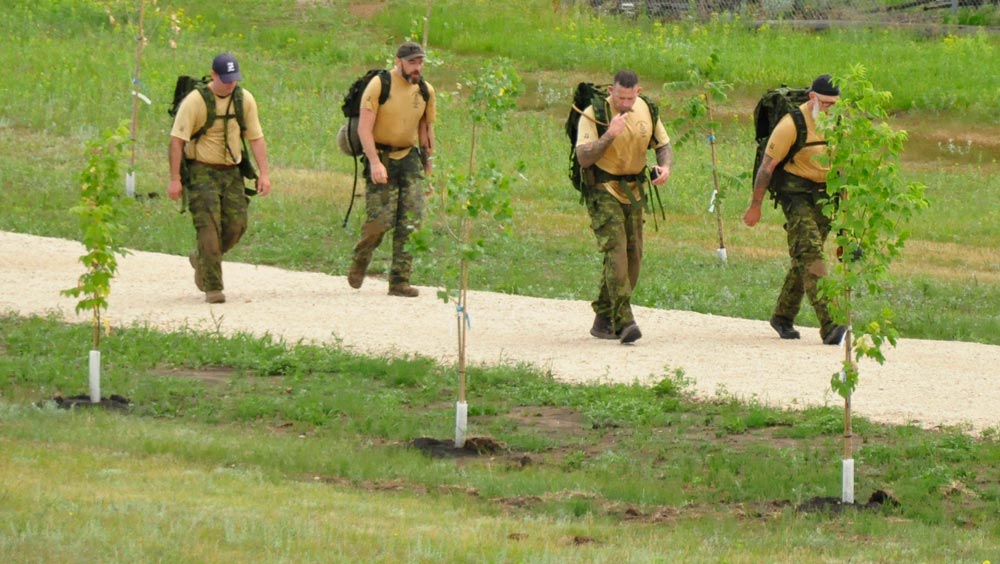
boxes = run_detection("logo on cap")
[212,53,243,84]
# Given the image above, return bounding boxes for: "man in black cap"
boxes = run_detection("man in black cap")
[347,41,436,297]
[743,74,847,345]
[168,53,271,304]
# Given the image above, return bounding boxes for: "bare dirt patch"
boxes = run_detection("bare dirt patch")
[52,393,131,411]
[150,365,238,386]
[347,2,385,19]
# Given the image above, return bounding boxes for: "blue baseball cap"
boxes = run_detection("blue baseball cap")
[212,53,242,83]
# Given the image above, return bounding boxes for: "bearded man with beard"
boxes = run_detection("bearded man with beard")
[347,41,436,297]
[743,74,848,346]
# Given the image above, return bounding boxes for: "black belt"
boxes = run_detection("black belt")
[780,170,827,192]
[193,161,238,171]
[593,167,645,184]
[375,144,412,154]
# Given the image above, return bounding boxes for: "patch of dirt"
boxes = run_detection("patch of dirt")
[796,489,900,514]
[150,365,237,386]
[506,405,586,430]
[408,436,507,458]
[491,486,900,524]
[51,393,131,411]
[304,429,905,523]
[3,231,999,434]
[347,2,385,19]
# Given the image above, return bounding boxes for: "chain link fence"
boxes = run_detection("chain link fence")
[583,0,1000,24]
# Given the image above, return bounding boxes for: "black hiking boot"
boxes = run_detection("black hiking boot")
[769,316,801,340]
[590,315,618,340]
[619,321,642,344]
[822,324,848,345]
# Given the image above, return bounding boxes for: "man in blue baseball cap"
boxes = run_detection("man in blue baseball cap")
[168,53,271,304]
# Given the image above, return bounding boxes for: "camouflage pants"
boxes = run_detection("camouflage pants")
[774,190,834,332]
[586,187,644,332]
[353,149,426,286]
[186,163,248,291]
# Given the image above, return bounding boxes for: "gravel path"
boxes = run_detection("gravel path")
[2,230,996,433]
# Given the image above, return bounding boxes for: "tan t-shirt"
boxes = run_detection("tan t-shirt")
[361,69,436,160]
[764,102,829,183]
[576,96,670,203]
[170,87,264,166]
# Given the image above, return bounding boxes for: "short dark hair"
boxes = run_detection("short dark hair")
[613,70,639,89]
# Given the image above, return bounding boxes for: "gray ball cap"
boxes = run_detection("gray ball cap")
[396,41,425,61]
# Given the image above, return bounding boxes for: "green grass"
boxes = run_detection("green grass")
[2,313,1000,562]
[3,1,1000,560]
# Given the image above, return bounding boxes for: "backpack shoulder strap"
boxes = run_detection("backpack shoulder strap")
[640,94,659,127]
[192,82,247,140]
[786,107,808,162]
[192,81,215,140]
[786,106,826,163]
[640,93,659,146]
[417,78,430,103]
[377,70,391,105]
[232,85,246,132]
[591,94,610,138]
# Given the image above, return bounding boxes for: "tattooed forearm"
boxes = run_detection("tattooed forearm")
[576,133,615,169]
[655,143,673,168]
[751,157,774,204]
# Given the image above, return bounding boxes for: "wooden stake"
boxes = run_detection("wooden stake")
[457,218,470,404]
[844,288,854,460]
[422,0,432,50]
[705,95,726,252]
[457,121,478,405]
[128,1,147,177]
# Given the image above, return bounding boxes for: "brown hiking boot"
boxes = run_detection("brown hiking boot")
[347,261,366,289]
[388,284,419,298]
[205,290,226,304]
[589,315,617,340]
[189,252,204,291]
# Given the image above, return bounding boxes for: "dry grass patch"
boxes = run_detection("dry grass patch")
[893,240,1000,282]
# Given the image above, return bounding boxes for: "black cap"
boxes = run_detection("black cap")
[396,41,425,61]
[212,53,242,83]
[808,74,839,96]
